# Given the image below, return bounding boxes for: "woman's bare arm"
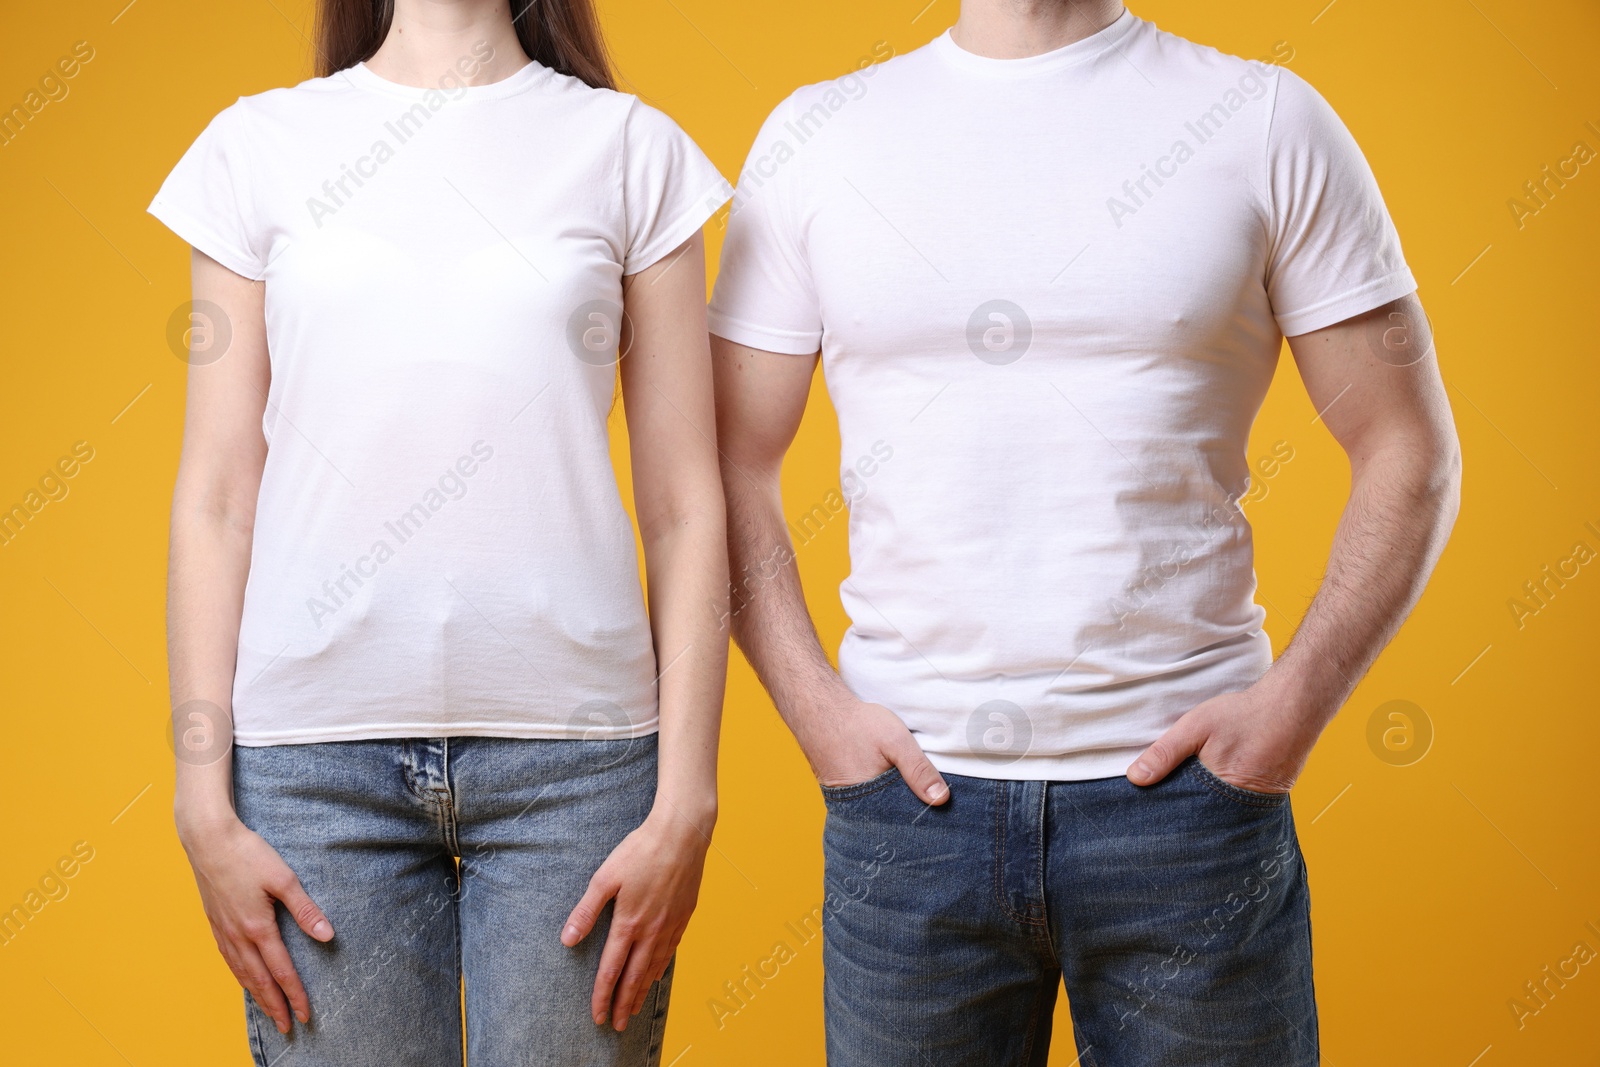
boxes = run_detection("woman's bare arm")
[169,249,332,1035]
[560,232,730,1031]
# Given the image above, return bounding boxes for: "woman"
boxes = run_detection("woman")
[150,1,730,1063]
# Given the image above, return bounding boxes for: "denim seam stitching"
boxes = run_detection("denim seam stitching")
[992,781,1010,920]
[442,789,461,856]
[1030,783,1048,927]
[438,739,461,856]
[245,994,269,1067]
[399,741,437,806]
[1190,762,1290,809]
[1298,848,1320,1063]
[819,767,901,802]
[450,866,464,1053]
[1019,970,1052,1065]
[993,781,1044,927]
[644,966,671,1065]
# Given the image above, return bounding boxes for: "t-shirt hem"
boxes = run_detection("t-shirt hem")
[1274,267,1417,337]
[233,720,661,747]
[622,178,733,276]
[706,309,822,355]
[147,198,266,281]
[926,745,1145,782]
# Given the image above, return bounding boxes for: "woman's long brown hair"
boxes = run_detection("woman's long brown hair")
[314,0,615,90]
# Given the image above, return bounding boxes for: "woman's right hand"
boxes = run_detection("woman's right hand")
[178,815,334,1034]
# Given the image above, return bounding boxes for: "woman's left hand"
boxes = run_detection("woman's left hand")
[561,807,712,1031]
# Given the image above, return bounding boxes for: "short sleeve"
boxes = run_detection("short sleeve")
[706,93,824,356]
[621,100,731,275]
[147,101,267,280]
[1263,70,1416,337]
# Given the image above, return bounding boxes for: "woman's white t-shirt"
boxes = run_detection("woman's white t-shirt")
[150,60,730,746]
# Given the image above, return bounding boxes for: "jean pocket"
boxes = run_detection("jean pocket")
[819,766,903,803]
[1187,756,1291,807]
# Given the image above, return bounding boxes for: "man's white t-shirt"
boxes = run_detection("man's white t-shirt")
[708,10,1417,780]
[151,59,730,746]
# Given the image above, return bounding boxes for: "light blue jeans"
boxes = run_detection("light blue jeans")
[233,734,669,1067]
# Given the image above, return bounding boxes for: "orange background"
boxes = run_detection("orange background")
[1,1,1597,1063]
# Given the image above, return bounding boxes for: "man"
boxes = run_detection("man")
[709,2,1460,1064]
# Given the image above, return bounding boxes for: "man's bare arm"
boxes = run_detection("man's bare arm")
[1130,293,1462,791]
[712,335,948,803]
[1272,294,1461,715]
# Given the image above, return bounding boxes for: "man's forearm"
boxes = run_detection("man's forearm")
[722,467,853,733]
[1263,441,1462,723]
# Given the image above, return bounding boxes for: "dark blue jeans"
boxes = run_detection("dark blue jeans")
[821,756,1317,1066]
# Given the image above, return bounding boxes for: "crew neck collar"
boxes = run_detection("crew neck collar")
[934,8,1138,77]
[341,59,546,101]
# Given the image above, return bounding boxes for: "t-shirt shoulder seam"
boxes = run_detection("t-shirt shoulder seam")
[239,74,358,106]
[1260,65,1287,272]
[771,92,813,275]
[785,43,921,101]
[616,94,638,260]
[1146,22,1259,72]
